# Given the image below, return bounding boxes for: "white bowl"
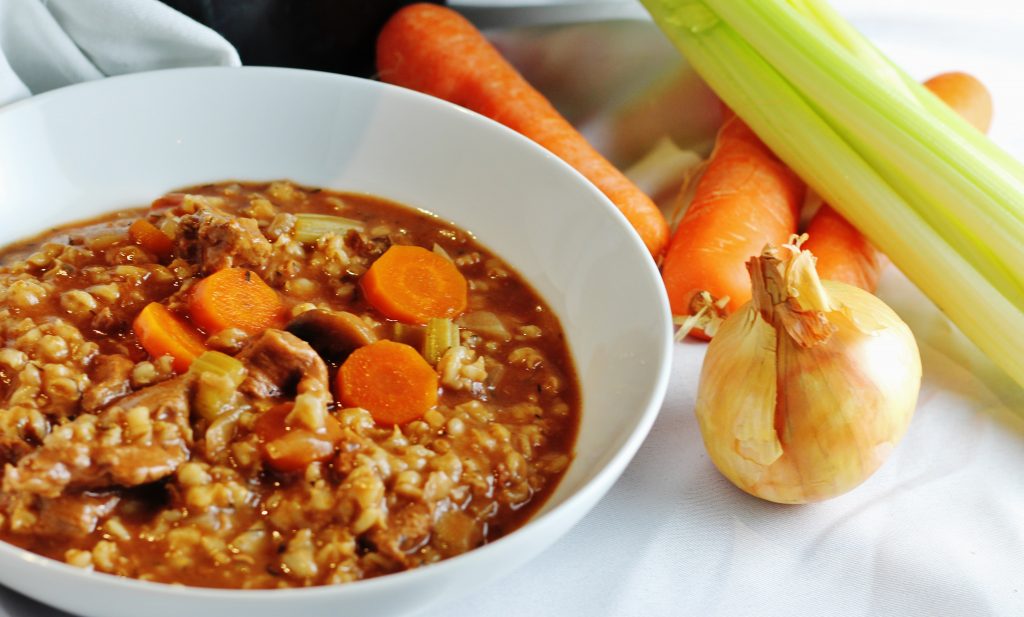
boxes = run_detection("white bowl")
[0,67,671,617]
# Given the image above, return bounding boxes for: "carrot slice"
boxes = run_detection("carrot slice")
[150,193,187,210]
[361,245,467,324]
[188,267,284,335]
[133,302,207,373]
[376,3,669,259]
[336,340,439,426]
[128,218,173,261]
[253,402,344,472]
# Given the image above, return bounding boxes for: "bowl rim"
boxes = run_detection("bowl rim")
[0,65,673,600]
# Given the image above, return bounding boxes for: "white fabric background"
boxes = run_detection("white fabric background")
[1,1,1023,616]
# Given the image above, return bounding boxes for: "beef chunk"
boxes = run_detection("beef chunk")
[114,372,194,423]
[0,435,33,466]
[177,209,272,275]
[81,355,134,412]
[33,493,120,538]
[2,374,195,499]
[367,501,433,566]
[345,229,391,260]
[236,329,329,399]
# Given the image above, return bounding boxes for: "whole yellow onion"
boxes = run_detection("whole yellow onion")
[695,241,921,503]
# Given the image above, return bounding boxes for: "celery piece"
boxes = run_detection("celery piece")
[190,351,247,421]
[640,0,1024,388]
[189,351,246,384]
[423,318,460,365]
[393,322,413,340]
[293,213,365,244]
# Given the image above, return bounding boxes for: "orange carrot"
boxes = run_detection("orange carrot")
[804,71,993,291]
[128,218,173,261]
[133,302,207,372]
[661,113,804,338]
[189,268,284,335]
[923,71,993,134]
[802,204,884,291]
[376,3,669,259]
[361,245,467,325]
[336,340,438,426]
[253,402,344,472]
[150,193,186,210]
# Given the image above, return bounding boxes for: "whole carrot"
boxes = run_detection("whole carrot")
[922,71,992,134]
[804,71,993,291]
[376,3,669,258]
[801,204,883,291]
[661,112,804,338]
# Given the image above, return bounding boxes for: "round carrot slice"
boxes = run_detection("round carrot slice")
[189,267,284,335]
[336,340,439,425]
[361,245,467,324]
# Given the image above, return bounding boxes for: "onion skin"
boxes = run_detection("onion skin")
[695,248,921,504]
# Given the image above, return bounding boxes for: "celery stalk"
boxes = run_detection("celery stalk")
[293,213,365,244]
[423,318,459,365]
[189,350,247,384]
[704,0,1024,291]
[190,351,247,421]
[639,0,1024,388]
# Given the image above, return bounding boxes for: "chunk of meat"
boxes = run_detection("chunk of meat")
[111,372,195,432]
[0,407,49,466]
[2,374,194,499]
[0,435,33,466]
[345,229,391,260]
[236,329,329,399]
[177,209,272,275]
[367,501,433,566]
[32,493,120,538]
[285,309,377,363]
[432,508,484,557]
[81,355,134,412]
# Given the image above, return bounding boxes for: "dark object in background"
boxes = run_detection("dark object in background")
[159,0,444,77]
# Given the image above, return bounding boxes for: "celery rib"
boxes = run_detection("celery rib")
[703,0,1024,295]
[293,213,365,244]
[423,317,459,365]
[640,0,1024,389]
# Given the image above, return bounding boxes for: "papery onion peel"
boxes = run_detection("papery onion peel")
[695,238,921,503]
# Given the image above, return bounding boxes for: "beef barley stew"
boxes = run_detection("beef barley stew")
[0,181,579,588]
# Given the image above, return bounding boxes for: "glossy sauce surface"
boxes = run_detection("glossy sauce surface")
[0,181,579,588]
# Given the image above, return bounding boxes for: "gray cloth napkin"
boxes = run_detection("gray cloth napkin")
[0,0,239,106]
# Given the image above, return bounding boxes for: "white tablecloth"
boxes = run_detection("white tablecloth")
[2,1,1023,616]
[423,4,1024,615]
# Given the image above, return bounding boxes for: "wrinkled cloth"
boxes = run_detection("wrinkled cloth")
[0,0,238,106]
